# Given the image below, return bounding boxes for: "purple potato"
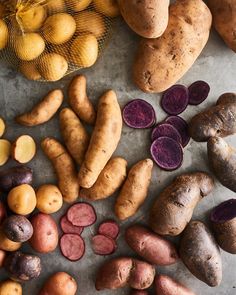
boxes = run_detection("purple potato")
[151,123,182,144]
[216,92,236,105]
[188,80,210,105]
[165,116,190,147]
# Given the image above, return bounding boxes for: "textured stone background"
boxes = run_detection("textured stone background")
[0,16,235,295]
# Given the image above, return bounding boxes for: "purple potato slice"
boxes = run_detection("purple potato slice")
[165,116,190,147]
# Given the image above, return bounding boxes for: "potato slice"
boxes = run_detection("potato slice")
[0,117,5,137]
[12,135,36,164]
[0,139,11,166]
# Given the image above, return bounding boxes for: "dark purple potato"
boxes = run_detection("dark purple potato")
[210,199,236,254]
[188,80,210,105]
[161,85,189,115]
[165,116,190,147]
[151,123,182,144]
[150,137,183,171]
[123,99,156,129]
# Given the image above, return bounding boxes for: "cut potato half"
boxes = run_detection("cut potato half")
[12,135,36,164]
[0,139,11,166]
[0,118,5,137]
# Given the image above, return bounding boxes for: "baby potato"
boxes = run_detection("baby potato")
[0,280,22,295]
[37,53,68,81]
[7,184,36,215]
[47,0,66,14]
[14,33,45,61]
[0,227,21,251]
[19,61,41,81]
[67,0,92,12]
[70,34,98,68]
[74,11,106,39]
[0,20,8,50]
[48,42,70,59]
[36,184,63,214]
[18,5,47,32]
[94,0,120,17]
[42,13,76,44]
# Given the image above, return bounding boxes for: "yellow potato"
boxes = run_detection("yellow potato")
[0,3,5,19]
[0,118,5,138]
[46,0,66,14]
[18,5,47,32]
[7,184,36,215]
[14,33,45,61]
[49,42,70,59]
[67,0,92,12]
[0,139,11,166]
[19,61,41,81]
[0,20,8,50]
[36,184,63,214]
[70,34,98,68]
[0,280,22,295]
[37,53,68,81]
[42,13,76,44]
[74,11,106,38]
[0,228,21,251]
[94,0,120,17]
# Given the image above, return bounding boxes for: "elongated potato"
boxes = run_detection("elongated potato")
[41,138,79,203]
[80,157,127,200]
[60,108,90,165]
[179,221,222,287]
[133,0,212,93]
[149,172,214,236]
[78,90,122,188]
[16,89,63,126]
[217,92,236,105]
[115,159,153,220]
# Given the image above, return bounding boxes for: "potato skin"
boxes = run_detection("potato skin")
[133,0,212,93]
[125,225,178,266]
[179,221,222,287]
[149,172,214,236]
[0,249,6,267]
[38,272,77,295]
[0,280,22,295]
[130,290,149,295]
[80,157,127,200]
[217,92,236,105]
[119,0,169,38]
[0,227,21,251]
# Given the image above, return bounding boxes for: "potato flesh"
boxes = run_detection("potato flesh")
[0,139,11,166]
[0,118,5,137]
[12,135,36,164]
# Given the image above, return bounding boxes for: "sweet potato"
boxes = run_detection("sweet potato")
[78,90,122,188]
[133,0,212,93]
[16,89,63,126]
[80,157,127,200]
[149,172,214,236]
[95,257,155,291]
[125,225,178,266]
[41,138,79,203]
[68,75,96,125]
[115,159,153,220]
[179,221,222,287]
[59,108,90,165]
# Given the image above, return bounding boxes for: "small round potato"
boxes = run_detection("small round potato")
[74,11,106,39]
[37,53,68,81]
[18,5,47,32]
[67,0,92,12]
[42,13,76,44]
[0,280,22,295]
[47,0,66,14]
[7,184,36,215]
[0,227,21,251]
[49,43,70,59]
[19,61,41,81]
[0,20,8,50]
[14,33,45,61]
[36,184,63,214]
[94,0,120,17]
[70,34,98,68]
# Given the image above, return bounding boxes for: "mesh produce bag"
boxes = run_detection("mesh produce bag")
[0,0,118,81]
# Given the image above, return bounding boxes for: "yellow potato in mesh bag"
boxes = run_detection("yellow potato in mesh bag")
[67,0,92,12]
[0,3,6,18]
[46,0,66,14]
[19,61,41,81]
[94,0,120,17]
[0,19,8,50]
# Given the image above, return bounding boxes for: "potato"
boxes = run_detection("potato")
[7,184,36,215]
[16,89,63,126]
[208,0,236,52]
[94,0,120,17]
[0,227,21,251]
[0,3,6,18]
[133,0,212,93]
[18,5,47,32]
[130,290,148,295]
[74,10,106,38]
[0,280,22,295]
[70,34,98,68]
[30,213,58,253]
[0,202,6,225]
[37,53,68,81]
[0,20,8,50]
[80,157,127,200]
[12,135,36,164]
[39,272,77,295]
[46,0,66,14]
[125,225,178,266]
[78,90,122,188]
[4,251,41,281]
[149,172,214,236]
[217,92,236,105]
[96,257,155,290]
[14,33,45,61]
[36,184,63,214]
[67,0,92,12]
[42,13,76,44]
[0,250,6,267]
[0,117,5,137]
[119,0,168,38]
[115,159,153,220]
[19,61,41,81]
[0,139,11,166]
[179,221,222,287]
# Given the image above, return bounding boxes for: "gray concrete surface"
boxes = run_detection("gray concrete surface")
[0,17,236,295]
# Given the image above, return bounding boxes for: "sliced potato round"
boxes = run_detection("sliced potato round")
[12,135,36,164]
[0,20,8,50]
[18,5,47,32]
[94,0,120,17]
[19,61,41,81]
[0,118,5,137]
[0,139,11,166]
[67,0,92,12]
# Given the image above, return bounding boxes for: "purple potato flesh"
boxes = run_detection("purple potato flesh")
[188,80,210,105]
[165,116,190,147]
[151,123,182,144]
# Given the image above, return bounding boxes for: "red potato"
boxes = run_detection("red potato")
[0,249,6,267]
[125,225,178,266]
